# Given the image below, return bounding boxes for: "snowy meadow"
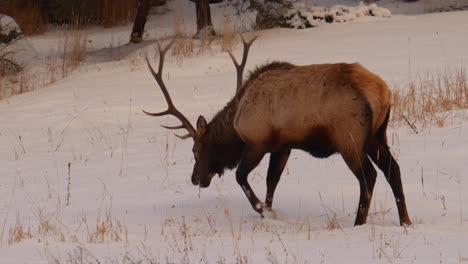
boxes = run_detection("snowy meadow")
[0,0,467,263]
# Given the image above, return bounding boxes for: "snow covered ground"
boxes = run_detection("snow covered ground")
[0,1,467,263]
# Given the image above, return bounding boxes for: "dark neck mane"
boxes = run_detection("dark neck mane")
[205,61,296,170]
[205,96,244,170]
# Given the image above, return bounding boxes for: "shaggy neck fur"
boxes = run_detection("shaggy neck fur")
[204,61,296,172]
[205,97,244,171]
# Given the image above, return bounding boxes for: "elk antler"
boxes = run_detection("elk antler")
[143,36,197,140]
[227,34,257,93]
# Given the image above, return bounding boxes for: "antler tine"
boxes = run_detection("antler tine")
[227,50,239,68]
[175,133,192,140]
[143,36,197,139]
[160,124,185,130]
[228,34,258,93]
[155,36,177,77]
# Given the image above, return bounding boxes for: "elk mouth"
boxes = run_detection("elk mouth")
[198,173,216,188]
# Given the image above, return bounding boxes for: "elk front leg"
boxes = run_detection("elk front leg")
[236,147,266,216]
[265,149,291,209]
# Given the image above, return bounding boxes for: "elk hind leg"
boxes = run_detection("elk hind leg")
[341,151,377,226]
[236,146,266,216]
[367,139,411,226]
[265,149,291,209]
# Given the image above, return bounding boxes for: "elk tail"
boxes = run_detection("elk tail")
[375,106,391,145]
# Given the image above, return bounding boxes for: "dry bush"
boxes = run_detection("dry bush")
[0,71,33,99]
[0,0,45,35]
[391,67,468,129]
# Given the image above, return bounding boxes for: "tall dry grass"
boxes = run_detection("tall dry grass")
[59,22,88,78]
[171,12,195,64]
[391,67,468,129]
[221,15,237,52]
[0,0,137,33]
[8,214,32,245]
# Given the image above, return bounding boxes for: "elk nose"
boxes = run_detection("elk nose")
[191,176,199,185]
[199,180,210,188]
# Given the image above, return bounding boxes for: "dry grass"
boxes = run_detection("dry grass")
[170,12,196,64]
[60,22,88,78]
[45,57,59,85]
[8,214,32,245]
[84,209,125,243]
[32,203,67,242]
[0,13,86,99]
[170,11,233,64]
[391,66,468,129]
[0,71,34,99]
[221,16,237,52]
[0,0,136,32]
[198,29,215,56]
[129,50,147,72]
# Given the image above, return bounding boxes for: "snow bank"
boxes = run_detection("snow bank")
[284,3,391,29]
[0,15,38,70]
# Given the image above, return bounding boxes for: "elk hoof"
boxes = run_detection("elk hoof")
[254,202,266,217]
[401,220,412,227]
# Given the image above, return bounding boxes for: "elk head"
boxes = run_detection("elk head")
[143,36,256,188]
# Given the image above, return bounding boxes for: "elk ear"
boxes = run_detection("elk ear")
[196,115,207,135]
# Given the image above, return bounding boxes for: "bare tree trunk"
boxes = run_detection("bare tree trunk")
[194,0,215,39]
[130,0,150,43]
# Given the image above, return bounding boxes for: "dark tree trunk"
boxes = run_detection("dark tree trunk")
[194,0,215,39]
[130,0,151,43]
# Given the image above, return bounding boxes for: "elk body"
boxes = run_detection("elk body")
[144,37,411,226]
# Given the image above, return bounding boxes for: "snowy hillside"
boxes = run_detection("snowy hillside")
[0,1,467,263]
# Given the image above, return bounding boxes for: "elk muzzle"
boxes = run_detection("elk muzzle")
[199,172,216,188]
[191,165,216,188]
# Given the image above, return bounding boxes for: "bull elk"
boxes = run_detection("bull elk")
[143,36,411,226]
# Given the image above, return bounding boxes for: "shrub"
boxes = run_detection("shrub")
[0,15,23,77]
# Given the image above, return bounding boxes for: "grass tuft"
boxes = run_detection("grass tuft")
[391,66,468,129]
